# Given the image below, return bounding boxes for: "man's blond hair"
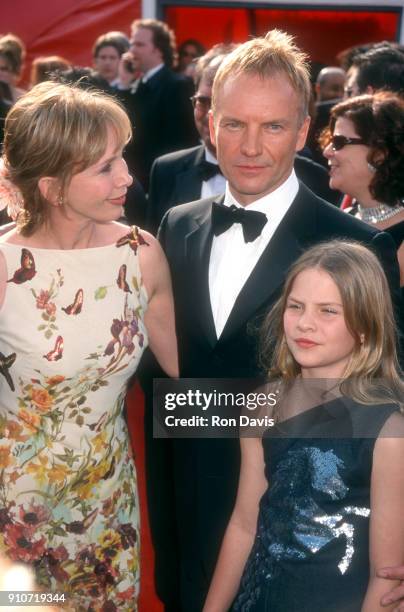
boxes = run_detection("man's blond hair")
[212,29,311,124]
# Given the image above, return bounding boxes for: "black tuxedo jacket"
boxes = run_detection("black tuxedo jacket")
[147,144,341,234]
[117,66,199,190]
[157,183,400,611]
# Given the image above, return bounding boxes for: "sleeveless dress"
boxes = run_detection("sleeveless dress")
[233,397,399,612]
[0,227,148,612]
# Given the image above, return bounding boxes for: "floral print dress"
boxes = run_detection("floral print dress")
[0,228,148,611]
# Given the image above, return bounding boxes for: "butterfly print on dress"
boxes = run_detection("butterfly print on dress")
[43,335,64,361]
[117,265,132,293]
[0,351,16,391]
[7,249,36,284]
[62,289,83,315]
[115,226,149,255]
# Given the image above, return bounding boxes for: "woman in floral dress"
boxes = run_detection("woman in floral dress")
[0,82,178,611]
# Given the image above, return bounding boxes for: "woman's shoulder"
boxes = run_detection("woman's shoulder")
[109,222,158,249]
[0,225,20,244]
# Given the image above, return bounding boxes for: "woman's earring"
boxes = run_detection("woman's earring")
[359,334,365,345]
[57,193,64,206]
[367,162,376,173]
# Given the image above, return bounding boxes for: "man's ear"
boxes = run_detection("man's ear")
[37,177,62,207]
[208,110,216,149]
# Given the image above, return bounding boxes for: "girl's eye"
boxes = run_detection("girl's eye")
[286,302,301,310]
[321,308,338,315]
[100,163,112,174]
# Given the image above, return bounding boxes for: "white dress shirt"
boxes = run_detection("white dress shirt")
[201,148,226,199]
[209,171,299,338]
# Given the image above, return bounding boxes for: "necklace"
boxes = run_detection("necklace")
[358,202,403,224]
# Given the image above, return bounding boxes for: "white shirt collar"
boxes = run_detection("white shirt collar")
[142,63,164,82]
[204,148,218,165]
[223,170,298,216]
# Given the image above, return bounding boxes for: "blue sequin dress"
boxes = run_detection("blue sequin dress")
[233,397,398,612]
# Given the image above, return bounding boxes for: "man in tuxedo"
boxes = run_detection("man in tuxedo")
[147,46,340,234]
[117,19,198,190]
[157,31,401,611]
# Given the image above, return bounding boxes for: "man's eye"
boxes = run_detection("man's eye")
[225,121,242,130]
[265,124,282,132]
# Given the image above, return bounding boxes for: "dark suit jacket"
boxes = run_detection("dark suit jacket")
[147,144,342,234]
[157,183,400,611]
[117,66,199,190]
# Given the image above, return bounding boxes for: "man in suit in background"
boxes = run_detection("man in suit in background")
[158,30,400,611]
[147,44,230,234]
[147,44,340,235]
[117,18,198,190]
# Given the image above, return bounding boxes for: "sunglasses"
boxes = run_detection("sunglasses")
[190,94,211,110]
[331,135,366,151]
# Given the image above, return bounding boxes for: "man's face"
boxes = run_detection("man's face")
[0,55,13,85]
[319,73,345,101]
[94,45,121,83]
[209,72,310,206]
[193,76,215,153]
[130,27,163,73]
[344,66,360,99]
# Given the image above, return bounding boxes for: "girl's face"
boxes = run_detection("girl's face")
[323,116,373,202]
[283,267,356,379]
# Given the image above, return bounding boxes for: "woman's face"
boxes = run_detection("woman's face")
[283,267,356,379]
[323,116,374,201]
[62,126,133,223]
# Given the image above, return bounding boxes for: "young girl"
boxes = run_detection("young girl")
[204,240,404,612]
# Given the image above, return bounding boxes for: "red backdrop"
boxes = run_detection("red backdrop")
[1,0,140,86]
[166,6,401,66]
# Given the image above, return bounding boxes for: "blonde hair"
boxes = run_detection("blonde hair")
[3,81,131,236]
[260,240,404,407]
[212,29,311,124]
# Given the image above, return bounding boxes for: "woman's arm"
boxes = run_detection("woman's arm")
[362,413,404,612]
[203,436,268,612]
[137,229,179,378]
[0,249,7,310]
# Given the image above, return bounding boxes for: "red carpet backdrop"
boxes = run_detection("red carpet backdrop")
[1,0,140,87]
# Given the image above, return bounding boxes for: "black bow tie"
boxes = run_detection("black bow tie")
[211,202,267,243]
[199,159,223,181]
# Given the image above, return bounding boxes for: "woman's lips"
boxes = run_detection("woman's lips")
[294,338,319,348]
[108,196,126,206]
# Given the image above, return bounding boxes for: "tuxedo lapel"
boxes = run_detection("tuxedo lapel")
[220,185,316,342]
[184,196,221,347]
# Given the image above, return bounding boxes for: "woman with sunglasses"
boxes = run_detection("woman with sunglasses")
[322,92,404,289]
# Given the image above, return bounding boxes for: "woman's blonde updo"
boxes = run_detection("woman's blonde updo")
[3,81,131,235]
